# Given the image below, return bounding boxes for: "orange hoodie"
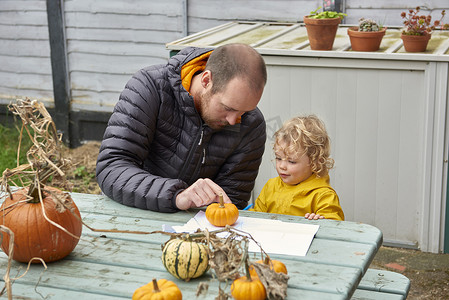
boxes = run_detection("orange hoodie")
[181,51,212,92]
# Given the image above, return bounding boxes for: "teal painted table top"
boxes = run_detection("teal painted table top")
[0,192,383,299]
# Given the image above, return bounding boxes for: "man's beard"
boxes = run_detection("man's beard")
[199,90,228,130]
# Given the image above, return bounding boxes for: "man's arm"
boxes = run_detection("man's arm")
[96,69,188,212]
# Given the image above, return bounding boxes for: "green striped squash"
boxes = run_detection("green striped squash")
[161,238,209,281]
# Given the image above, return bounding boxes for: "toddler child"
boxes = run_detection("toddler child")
[252,115,344,220]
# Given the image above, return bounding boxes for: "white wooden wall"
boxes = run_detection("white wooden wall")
[345,0,449,26]
[187,0,317,33]
[64,0,185,112]
[0,0,53,106]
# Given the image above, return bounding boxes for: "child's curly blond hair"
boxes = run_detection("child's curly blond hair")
[273,115,334,177]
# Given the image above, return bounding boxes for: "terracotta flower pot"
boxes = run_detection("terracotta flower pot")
[348,27,387,52]
[401,33,431,52]
[304,16,342,50]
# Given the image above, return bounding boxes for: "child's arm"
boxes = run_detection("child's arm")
[306,191,345,221]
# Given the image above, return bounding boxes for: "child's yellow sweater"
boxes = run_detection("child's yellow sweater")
[251,174,344,221]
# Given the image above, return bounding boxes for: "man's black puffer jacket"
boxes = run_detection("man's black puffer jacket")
[96,47,266,212]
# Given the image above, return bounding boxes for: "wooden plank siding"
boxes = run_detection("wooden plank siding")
[345,0,449,25]
[0,0,53,106]
[187,0,317,34]
[63,0,185,112]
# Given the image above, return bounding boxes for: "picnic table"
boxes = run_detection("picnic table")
[0,191,398,299]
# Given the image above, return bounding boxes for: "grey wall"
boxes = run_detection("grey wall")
[0,0,53,106]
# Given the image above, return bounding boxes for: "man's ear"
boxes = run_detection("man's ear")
[201,70,212,88]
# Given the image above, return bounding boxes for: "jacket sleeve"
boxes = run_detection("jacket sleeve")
[95,69,188,212]
[213,110,266,209]
[314,192,345,221]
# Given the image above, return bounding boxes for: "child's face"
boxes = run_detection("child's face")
[274,141,313,185]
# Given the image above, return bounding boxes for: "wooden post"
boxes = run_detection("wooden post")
[46,0,71,146]
[445,168,449,253]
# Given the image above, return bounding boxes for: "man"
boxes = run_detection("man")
[96,43,267,212]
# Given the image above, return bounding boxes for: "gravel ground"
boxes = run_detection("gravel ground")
[371,246,449,299]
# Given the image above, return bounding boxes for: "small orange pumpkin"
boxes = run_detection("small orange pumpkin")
[249,257,288,278]
[231,254,267,300]
[205,194,239,227]
[132,278,182,300]
[231,276,266,300]
[0,186,82,263]
[231,258,266,300]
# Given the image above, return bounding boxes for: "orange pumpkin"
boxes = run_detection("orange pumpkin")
[231,275,266,300]
[133,278,182,300]
[249,257,288,278]
[0,186,82,263]
[231,253,267,300]
[205,194,239,227]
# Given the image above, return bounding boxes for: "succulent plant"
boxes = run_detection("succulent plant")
[358,18,380,32]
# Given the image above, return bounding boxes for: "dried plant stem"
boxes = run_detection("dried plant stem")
[16,125,24,169]
[34,183,80,240]
[0,226,46,299]
[0,225,14,300]
[242,241,251,279]
[11,257,47,281]
[0,199,29,217]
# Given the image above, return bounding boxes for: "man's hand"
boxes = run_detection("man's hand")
[305,213,325,220]
[175,178,231,210]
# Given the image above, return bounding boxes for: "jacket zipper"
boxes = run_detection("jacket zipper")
[198,130,204,146]
[179,126,206,181]
[191,126,207,180]
[198,130,206,164]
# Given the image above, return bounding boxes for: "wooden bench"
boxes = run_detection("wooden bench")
[352,269,411,300]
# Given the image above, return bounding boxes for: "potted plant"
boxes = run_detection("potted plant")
[348,18,387,52]
[303,6,347,50]
[400,7,448,52]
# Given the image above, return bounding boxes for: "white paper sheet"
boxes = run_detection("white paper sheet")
[168,211,319,257]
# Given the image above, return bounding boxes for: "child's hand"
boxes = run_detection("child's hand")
[305,213,325,220]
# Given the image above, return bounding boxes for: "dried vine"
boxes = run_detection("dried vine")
[0,98,73,197]
[0,98,74,299]
[0,226,47,300]
[161,226,289,299]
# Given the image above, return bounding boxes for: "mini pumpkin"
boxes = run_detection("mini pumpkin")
[205,194,239,227]
[231,274,266,300]
[161,237,209,281]
[132,278,182,300]
[231,254,267,300]
[249,256,288,278]
[0,186,82,263]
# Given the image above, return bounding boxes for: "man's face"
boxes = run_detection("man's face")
[197,77,262,130]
